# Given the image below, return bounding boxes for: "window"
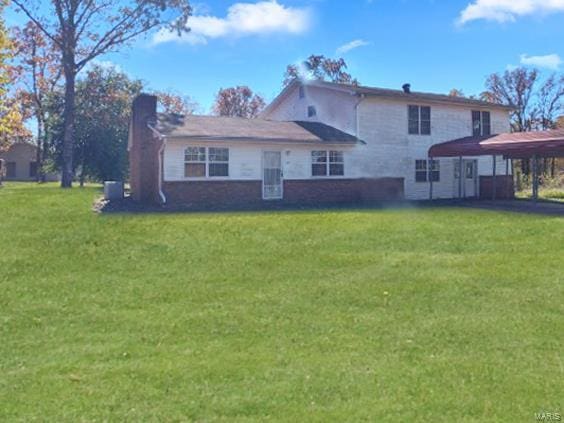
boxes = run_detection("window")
[472,111,491,136]
[429,159,440,182]
[415,159,440,182]
[312,151,327,176]
[208,148,229,177]
[465,162,474,179]
[415,160,427,182]
[29,162,38,178]
[312,150,344,177]
[6,162,16,178]
[307,105,317,118]
[329,151,344,176]
[185,147,206,177]
[408,105,431,135]
[299,86,305,99]
[184,147,229,178]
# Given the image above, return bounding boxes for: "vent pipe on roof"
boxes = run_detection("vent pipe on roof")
[402,83,411,94]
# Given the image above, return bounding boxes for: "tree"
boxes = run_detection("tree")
[557,116,564,129]
[481,67,564,177]
[448,88,465,97]
[283,55,358,87]
[11,0,192,187]
[536,74,564,131]
[11,21,62,181]
[154,90,198,115]
[213,86,265,118]
[481,67,539,132]
[47,64,143,184]
[0,1,30,149]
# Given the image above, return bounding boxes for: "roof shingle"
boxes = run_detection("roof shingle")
[155,114,362,145]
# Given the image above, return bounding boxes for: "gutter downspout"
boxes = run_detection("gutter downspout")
[148,123,167,205]
[354,93,365,140]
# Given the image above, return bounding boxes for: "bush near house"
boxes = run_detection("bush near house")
[0,183,562,422]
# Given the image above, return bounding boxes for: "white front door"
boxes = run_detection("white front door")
[463,160,478,198]
[262,151,283,200]
[454,159,478,198]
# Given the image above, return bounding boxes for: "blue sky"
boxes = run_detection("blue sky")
[7,0,564,113]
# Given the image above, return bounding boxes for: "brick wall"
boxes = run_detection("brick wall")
[162,177,404,210]
[479,175,514,200]
[129,94,163,204]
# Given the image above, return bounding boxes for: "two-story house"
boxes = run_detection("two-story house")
[128,80,513,208]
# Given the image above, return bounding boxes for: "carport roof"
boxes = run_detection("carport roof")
[428,129,564,158]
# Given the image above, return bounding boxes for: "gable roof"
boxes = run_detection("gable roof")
[154,114,362,145]
[262,80,514,116]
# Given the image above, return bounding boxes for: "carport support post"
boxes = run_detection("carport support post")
[492,155,497,201]
[429,157,434,200]
[532,155,539,203]
[458,156,463,199]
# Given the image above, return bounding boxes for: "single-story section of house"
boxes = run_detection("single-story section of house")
[128,94,404,208]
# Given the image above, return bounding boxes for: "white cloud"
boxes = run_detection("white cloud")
[79,60,124,75]
[458,0,564,24]
[153,0,311,45]
[336,39,370,55]
[520,53,562,70]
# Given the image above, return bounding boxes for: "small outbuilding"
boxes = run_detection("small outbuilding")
[0,142,59,182]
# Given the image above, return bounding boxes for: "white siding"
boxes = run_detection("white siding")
[352,97,511,200]
[163,139,357,182]
[167,86,513,201]
[262,84,359,135]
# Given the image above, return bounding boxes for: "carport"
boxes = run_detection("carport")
[428,129,564,201]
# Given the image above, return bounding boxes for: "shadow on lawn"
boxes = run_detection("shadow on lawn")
[94,195,564,217]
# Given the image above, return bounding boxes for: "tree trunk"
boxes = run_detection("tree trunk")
[35,118,43,183]
[36,114,47,183]
[61,64,76,188]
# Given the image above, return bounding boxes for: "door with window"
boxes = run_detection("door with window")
[454,159,478,198]
[262,151,283,200]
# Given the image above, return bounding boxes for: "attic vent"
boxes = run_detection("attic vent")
[402,83,411,94]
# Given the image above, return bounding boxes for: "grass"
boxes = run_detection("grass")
[0,182,563,422]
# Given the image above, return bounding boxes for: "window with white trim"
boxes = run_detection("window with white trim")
[415,159,440,182]
[184,147,229,178]
[408,105,431,135]
[209,147,229,177]
[312,150,344,177]
[472,111,491,136]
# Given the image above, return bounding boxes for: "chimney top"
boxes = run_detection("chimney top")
[402,83,411,94]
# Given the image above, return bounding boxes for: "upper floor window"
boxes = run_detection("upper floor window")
[408,105,431,135]
[307,105,317,118]
[312,150,344,177]
[185,147,229,178]
[299,86,305,99]
[415,159,440,182]
[472,111,491,136]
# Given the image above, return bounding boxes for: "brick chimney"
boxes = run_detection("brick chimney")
[129,94,164,204]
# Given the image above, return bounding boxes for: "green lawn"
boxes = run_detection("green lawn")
[1,183,563,422]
